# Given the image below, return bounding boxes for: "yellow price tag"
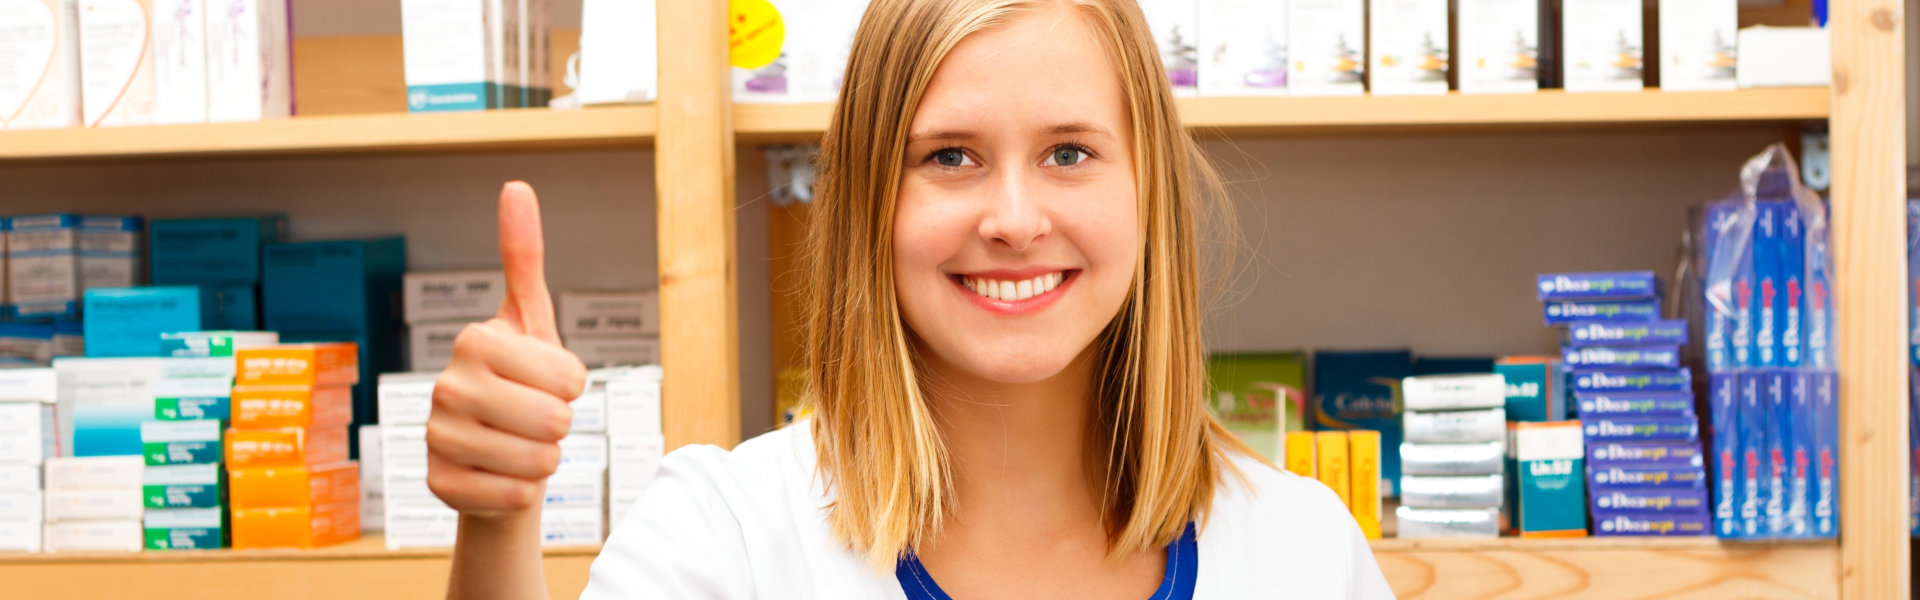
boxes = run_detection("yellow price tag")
[730,0,785,69]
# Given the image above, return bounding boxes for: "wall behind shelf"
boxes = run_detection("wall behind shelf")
[1200,127,1795,358]
[0,149,778,438]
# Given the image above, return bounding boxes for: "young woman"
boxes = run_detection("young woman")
[427,0,1392,598]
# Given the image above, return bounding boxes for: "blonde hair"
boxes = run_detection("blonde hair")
[799,0,1248,570]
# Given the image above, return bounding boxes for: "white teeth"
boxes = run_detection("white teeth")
[963,272,1066,302]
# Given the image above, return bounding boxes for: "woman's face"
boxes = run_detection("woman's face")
[893,5,1139,386]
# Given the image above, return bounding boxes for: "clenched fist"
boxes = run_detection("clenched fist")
[428,181,589,519]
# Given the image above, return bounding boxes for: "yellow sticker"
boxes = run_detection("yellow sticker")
[730,0,785,69]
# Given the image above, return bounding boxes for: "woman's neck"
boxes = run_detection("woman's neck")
[918,349,1105,540]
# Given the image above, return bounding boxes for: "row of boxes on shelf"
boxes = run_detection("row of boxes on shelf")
[711,0,1815,106]
[0,0,292,131]
[1279,430,1383,540]
[369,366,663,549]
[403,271,660,373]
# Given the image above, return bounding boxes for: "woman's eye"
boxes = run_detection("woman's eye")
[1046,146,1089,167]
[933,149,973,168]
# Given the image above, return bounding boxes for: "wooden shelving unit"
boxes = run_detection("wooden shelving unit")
[0,106,656,162]
[0,0,1904,598]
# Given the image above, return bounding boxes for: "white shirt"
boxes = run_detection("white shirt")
[582,423,1396,599]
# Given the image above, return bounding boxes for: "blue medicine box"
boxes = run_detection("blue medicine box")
[1582,416,1700,443]
[1588,441,1703,466]
[1565,320,1689,347]
[1709,374,1741,538]
[1780,203,1805,368]
[1575,391,1695,417]
[1738,373,1768,537]
[82,287,211,358]
[1809,371,1838,538]
[149,216,287,285]
[263,238,407,333]
[1562,345,1681,369]
[1571,369,1692,394]
[1704,203,1735,371]
[1535,271,1657,301]
[1543,299,1662,325]
[214,284,259,330]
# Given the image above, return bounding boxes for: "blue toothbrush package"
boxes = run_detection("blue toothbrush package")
[1572,369,1692,394]
[1536,271,1657,301]
[1581,416,1700,443]
[1543,299,1662,325]
[1575,391,1695,417]
[1562,345,1681,369]
[1566,320,1689,348]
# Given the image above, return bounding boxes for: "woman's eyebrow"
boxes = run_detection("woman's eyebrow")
[907,129,978,144]
[1041,121,1115,139]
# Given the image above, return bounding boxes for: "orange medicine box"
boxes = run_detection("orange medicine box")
[232,501,361,549]
[229,462,360,510]
[226,427,349,468]
[231,386,354,429]
[1316,431,1352,508]
[235,343,360,387]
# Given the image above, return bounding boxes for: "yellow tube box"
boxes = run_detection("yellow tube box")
[1285,432,1317,478]
[1349,430,1383,540]
[232,501,361,549]
[226,426,348,468]
[229,461,361,510]
[1316,431,1351,508]
[235,343,360,387]
[232,385,354,429]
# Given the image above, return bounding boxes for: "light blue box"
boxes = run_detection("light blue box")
[148,216,287,285]
[262,238,407,333]
[82,287,211,358]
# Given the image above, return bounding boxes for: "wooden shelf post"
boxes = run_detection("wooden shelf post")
[656,0,741,449]
[1829,0,1911,597]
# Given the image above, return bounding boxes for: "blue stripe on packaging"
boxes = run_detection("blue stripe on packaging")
[1535,271,1657,301]
[1562,345,1681,369]
[1581,415,1700,443]
[1575,391,1696,417]
[1565,320,1688,347]
[1571,369,1692,393]
[1543,299,1662,325]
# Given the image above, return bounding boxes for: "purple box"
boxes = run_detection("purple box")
[1587,442,1704,466]
[1572,369,1692,394]
[1562,345,1682,370]
[1592,511,1713,537]
[1575,391,1695,417]
[1590,487,1711,514]
[1536,271,1658,301]
[1566,320,1689,348]
[1588,463,1708,490]
[1582,416,1699,443]
[1544,299,1662,325]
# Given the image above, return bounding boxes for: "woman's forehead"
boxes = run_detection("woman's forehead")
[910,4,1129,141]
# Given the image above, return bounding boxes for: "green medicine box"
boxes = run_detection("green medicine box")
[144,507,226,550]
[143,463,225,509]
[140,420,224,466]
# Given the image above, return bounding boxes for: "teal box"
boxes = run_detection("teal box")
[152,375,233,421]
[1495,358,1566,422]
[1508,422,1589,537]
[214,284,259,330]
[407,82,496,112]
[83,287,213,357]
[262,238,407,333]
[148,216,287,285]
[143,463,225,509]
[144,507,226,550]
[140,420,224,466]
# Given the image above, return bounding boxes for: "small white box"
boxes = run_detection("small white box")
[559,290,660,337]
[377,373,438,426]
[0,519,43,553]
[610,488,645,525]
[380,425,428,472]
[0,465,41,491]
[1402,374,1508,411]
[1457,0,1540,94]
[540,506,603,546]
[1658,0,1738,91]
[384,505,458,550]
[151,0,208,124]
[402,0,494,111]
[543,469,604,510]
[382,468,441,509]
[43,519,141,552]
[408,321,468,373]
[0,369,56,403]
[570,381,608,434]
[1140,0,1198,96]
[0,0,83,130]
[577,0,657,105]
[78,0,156,127]
[0,407,49,465]
[1197,0,1287,97]
[567,335,659,370]
[359,424,385,532]
[43,488,142,522]
[609,433,664,492]
[0,490,42,521]
[1368,0,1450,95]
[1286,0,1365,96]
[1736,27,1832,88]
[1561,0,1643,92]
[606,366,662,435]
[404,271,506,325]
[205,0,291,122]
[44,456,144,490]
[558,434,607,472]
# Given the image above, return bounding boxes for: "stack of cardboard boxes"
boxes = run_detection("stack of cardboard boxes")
[225,343,359,549]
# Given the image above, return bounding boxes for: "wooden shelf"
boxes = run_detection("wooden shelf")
[0,106,657,162]
[0,535,1838,599]
[736,87,1830,143]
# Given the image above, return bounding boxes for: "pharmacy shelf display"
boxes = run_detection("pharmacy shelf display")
[0,1,1904,599]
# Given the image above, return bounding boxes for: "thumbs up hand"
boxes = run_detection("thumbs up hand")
[428,182,589,518]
